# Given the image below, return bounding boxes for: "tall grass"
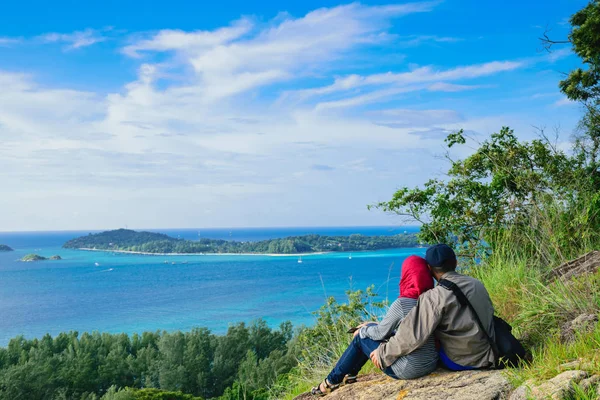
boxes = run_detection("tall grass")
[472,193,600,389]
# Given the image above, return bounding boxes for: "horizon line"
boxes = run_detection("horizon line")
[0,224,422,234]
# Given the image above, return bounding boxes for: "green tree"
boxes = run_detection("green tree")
[157,333,187,391]
[182,328,215,398]
[375,127,600,263]
[559,1,600,104]
[212,324,250,395]
[544,1,600,188]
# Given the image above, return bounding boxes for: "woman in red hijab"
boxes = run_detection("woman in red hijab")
[312,255,438,396]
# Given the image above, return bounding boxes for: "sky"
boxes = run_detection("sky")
[0,0,589,231]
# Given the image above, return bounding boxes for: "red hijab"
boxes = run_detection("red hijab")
[399,255,434,299]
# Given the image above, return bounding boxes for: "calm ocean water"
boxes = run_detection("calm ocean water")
[0,226,423,346]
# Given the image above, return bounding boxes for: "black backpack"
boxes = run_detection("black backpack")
[438,279,526,369]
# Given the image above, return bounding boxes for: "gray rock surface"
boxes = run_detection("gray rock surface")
[510,370,590,400]
[550,251,600,282]
[560,314,598,344]
[293,369,511,400]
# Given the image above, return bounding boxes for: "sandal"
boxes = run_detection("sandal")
[311,379,339,396]
[343,374,358,385]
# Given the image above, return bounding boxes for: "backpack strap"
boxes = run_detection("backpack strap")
[438,279,499,368]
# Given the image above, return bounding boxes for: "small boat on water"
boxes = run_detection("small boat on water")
[164,260,169,264]
[171,262,176,265]
[298,256,303,264]
[94,262,100,267]
[349,254,352,260]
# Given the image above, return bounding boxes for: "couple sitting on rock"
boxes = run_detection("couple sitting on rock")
[312,244,496,396]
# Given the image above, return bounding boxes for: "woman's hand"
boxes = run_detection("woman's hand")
[358,321,378,328]
[353,321,378,337]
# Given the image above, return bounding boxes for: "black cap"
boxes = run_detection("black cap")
[425,244,456,269]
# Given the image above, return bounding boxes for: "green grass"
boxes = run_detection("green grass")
[274,197,600,399]
[473,225,600,393]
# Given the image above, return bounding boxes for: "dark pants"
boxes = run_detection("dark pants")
[439,347,476,371]
[326,334,398,385]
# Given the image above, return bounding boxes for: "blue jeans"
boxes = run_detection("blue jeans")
[326,334,398,385]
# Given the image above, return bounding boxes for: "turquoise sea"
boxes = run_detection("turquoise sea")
[0,226,423,346]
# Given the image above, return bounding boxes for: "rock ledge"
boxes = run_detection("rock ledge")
[293,369,511,400]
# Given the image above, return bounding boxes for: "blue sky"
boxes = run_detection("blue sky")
[0,0,588,231]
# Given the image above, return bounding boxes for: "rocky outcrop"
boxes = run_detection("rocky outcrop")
[560,314,598,344]
[293,370,511,400]
[550,251,600,282]
[510,370,599,400]
[293,368,600,400]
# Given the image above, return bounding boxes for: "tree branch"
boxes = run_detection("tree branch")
[539,26,570,53]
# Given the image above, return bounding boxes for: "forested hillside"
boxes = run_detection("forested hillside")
[63,229,420,254]
[0,321,297,400]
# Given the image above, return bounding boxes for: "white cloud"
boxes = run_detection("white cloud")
[306,61,521,110]
[546,47,572,63]
[398,34,463,46]
[0,71,102,138]
[427,82,486,92]
[295,60,522,103]
[371,108,463,127]
[0,37,21,46]
[314,86,420,111]
[122,19,253,58]
[554,97,577,107]
[39,28,108,50]
[0,2,582,230]
[119,2,442,100]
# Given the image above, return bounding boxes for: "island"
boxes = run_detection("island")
[0,244,13,252]
[63,229,421,255]
[20,254,62,262]
[21,254,47,262]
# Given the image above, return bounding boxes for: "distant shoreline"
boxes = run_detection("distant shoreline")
[77,248,331,257]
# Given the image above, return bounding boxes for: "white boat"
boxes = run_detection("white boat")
[94,262,100,267]
[298,256,303,264]
[349,254,352,260]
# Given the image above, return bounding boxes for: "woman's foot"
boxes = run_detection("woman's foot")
[311,379,339,397]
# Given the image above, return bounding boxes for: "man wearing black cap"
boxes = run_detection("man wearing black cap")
[370,244,496,371]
